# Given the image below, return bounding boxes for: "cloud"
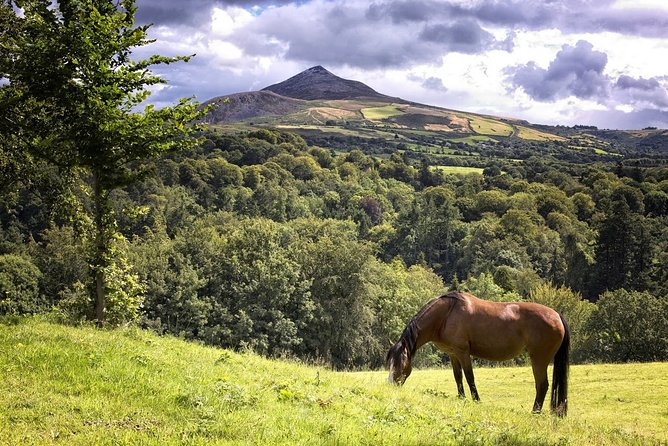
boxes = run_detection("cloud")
[508,40,609,101]
[419,20,496,54]
[506,39,668,126]
[135,0,220,26]
[135,0,294,26]
[614,75,668,109]
[365,0,668,38]
[128,0,668,129]
[577,108,668,130]
[231,2,510,69]
[408,74,448,92]
[422,77,448,92]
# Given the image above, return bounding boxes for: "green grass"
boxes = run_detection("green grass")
[463,114,514,137]
[361,105,405,120]
[431,166,485,175]
[6,319,663,445]
[448,135,498,145]
[516,126,566,141]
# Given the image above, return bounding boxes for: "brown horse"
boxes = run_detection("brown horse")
[386,291,569,416]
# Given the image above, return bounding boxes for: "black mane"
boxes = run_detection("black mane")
[389,292,463,361]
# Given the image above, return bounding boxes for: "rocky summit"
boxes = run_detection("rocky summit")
[261,65,389,101]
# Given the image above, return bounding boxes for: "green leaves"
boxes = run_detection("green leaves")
[1,0,207,325]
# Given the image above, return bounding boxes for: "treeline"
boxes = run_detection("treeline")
[2,128,668,367]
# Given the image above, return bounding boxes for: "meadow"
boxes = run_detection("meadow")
[1,319,666,445]
[361,105,405,120]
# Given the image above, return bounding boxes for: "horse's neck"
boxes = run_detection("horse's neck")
[411,297,453,352]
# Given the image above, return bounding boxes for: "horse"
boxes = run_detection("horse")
[386,291,570,416]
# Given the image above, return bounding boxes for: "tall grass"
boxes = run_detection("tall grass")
[1,318,666,445]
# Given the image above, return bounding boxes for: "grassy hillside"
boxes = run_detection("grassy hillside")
[1,319,667,445]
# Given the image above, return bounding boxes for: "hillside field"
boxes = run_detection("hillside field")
[1,319,667,445]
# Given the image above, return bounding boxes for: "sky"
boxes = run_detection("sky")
[134,0,668,129]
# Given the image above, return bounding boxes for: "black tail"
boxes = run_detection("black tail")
[550,313,570,417]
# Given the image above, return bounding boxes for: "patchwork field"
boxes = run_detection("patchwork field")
[2,319,667,445]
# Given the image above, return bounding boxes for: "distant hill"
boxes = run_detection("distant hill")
[202,66,668,158]
[262,65,392,101]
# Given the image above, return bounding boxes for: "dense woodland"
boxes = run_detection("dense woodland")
[2,0,667,370]
[2,127,668,367]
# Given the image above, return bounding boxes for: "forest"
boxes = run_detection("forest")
[2,126,668,368]
[2,0,667,370]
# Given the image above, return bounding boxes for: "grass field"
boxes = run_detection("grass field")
[431,166,485,175]
[463,114,514,137]
[4,319,665,445]
[516,126,566,141]
[448,135,498,145]
[361,105,405,120]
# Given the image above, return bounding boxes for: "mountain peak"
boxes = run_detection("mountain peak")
[261,66,388,101]
[306,65,329,73]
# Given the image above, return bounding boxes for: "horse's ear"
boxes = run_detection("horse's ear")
[388,340,394,347]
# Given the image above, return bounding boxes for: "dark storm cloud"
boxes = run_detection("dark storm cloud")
[364,0,668,38]
[508,40,610,101]
[419,20,496,54]
[135,0,220,26]
[135,0,294,26]
[234,2,509,70]
[366,1,425,23]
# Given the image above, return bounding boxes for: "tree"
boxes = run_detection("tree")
[590,196,653,296]
[586,289,668,362]
[0,254,43,315]
[1,0,206,325]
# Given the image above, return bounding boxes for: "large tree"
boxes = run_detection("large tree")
[1,0,206,325]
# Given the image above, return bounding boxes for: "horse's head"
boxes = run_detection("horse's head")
[386,341,412,385]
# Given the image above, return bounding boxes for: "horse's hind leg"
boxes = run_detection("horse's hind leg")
[530,356,549,413]
[450,356,466,398]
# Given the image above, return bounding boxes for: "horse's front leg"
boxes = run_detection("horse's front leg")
[450,356,466,398]
[457,353,480,401]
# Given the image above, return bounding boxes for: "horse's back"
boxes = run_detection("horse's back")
[444,292,565,360]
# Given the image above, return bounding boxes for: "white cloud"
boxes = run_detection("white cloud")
[136,0,668,128]
[211,6,254,37]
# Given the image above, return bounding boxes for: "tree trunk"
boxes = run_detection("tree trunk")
[92,169,109,327]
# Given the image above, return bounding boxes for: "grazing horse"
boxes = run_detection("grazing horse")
[386,291,569,416]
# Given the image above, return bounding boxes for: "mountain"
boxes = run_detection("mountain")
[202,66,668,158]
[261,65,392,101]
[201,91,305,124]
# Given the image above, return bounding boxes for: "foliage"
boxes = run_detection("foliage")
[0,254,43,315]
[1,0,206,325]
[462,272,521,302]
[585,289,668,362]
[528,283,596,361]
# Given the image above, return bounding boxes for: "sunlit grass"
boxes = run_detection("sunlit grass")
[361,105,405,120]
[464,114,514,137]
[2,319,666,445]
[516,125,567,141]
[431,166,485,175]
